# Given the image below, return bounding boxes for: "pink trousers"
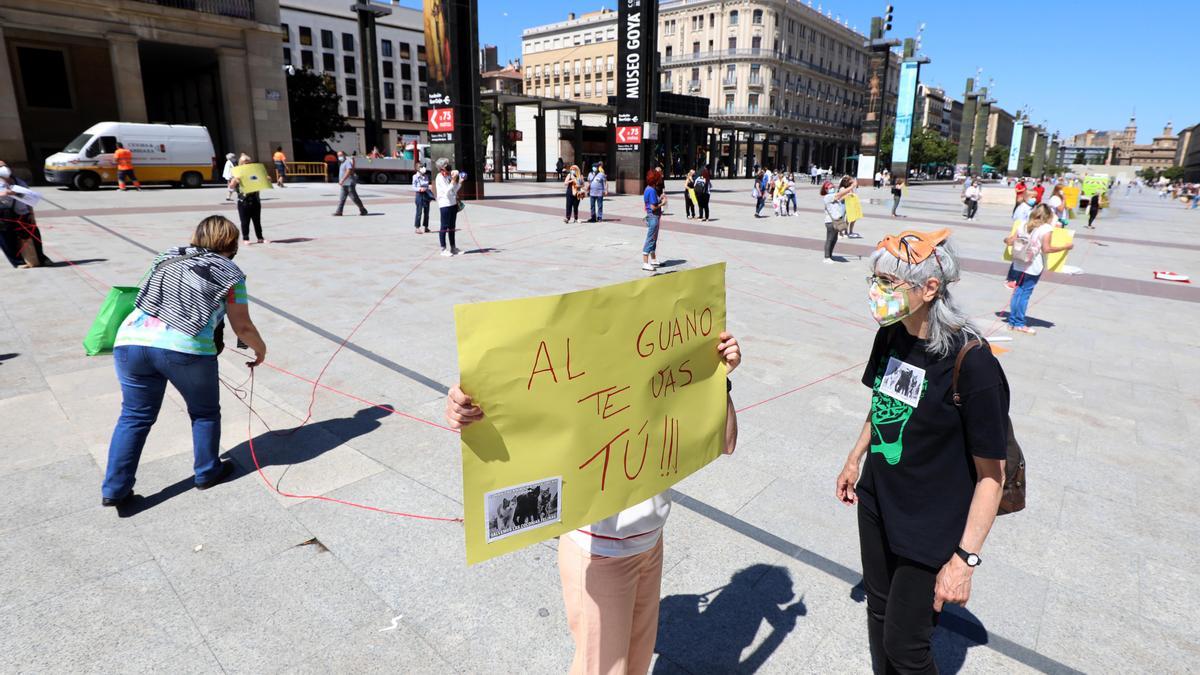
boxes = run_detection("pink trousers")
[558,535,665,675]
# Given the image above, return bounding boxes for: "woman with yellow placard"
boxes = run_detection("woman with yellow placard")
[1002,204,1074,335]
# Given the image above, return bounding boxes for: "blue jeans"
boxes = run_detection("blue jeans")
[103,345,222,499]
[590,196,604,220]
[643,214,660,254]
[1007,272,1040,328]
[755,194,765,215]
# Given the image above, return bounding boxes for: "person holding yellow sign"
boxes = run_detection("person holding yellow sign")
[1003,204,1074,335]
[445,331,742,675]
[227,155,269,244]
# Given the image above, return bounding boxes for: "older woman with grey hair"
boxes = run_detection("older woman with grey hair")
[835,228,1009,674]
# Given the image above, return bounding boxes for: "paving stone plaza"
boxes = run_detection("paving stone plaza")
[2,177,1198,673]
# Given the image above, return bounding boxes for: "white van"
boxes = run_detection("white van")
[43,122,215,190]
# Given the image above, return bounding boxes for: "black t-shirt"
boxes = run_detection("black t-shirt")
[858,324,1009,567]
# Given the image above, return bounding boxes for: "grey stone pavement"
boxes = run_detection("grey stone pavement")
[2,174,1198,674]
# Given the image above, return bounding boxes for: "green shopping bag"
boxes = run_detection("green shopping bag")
[82,286,140,356]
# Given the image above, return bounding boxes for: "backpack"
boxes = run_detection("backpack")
[1009,226,1040,264]
[952,339,1026,515]
[693,177,707,195]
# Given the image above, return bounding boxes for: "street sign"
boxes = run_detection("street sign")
[428,107,455,142]
[616,125,642,151]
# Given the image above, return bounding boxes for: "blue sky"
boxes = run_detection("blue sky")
[398,0,1197,143]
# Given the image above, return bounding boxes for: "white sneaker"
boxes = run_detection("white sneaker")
[440,249,452,257]
[642,262,655,271]
[651,259,661,267]
[822,258,835,264]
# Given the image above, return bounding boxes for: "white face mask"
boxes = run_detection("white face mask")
[0,166,10,179]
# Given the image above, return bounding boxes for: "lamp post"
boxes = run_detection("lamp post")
[857,4,901,182]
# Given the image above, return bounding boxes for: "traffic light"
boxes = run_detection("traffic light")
[883,5,894,32]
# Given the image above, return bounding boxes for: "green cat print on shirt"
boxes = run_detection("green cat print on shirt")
[869,368,927,465]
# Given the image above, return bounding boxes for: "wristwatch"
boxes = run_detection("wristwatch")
[955,546,981,567]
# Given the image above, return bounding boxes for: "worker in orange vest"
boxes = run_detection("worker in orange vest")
[272,146,287,187]
[114,143,141,191]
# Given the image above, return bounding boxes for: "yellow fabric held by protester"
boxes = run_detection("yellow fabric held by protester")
[844,193,863,223]
[1002,220,1073,271]
[454,264,728,565]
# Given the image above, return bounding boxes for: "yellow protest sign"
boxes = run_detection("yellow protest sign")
[454,264,728,565]
[1062,185,1080,210]
[231,163,273,194]
[1046,228,1074,272]
[1003,220,1020,262]
[845,193,863,223]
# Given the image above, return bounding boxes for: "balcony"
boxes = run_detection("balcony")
[722,77,739,88]
[661,48,861,86]
[747,75,764,88]
[686,79,702,92]
[131,0,254,20]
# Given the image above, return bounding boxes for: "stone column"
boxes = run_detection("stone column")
[107,33,148,123]
[217,46,256,157]
[0,29,30,179]
[241,28,294,162]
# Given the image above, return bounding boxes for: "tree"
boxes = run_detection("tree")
[984,145,1009,172]
[286,69,352,142]
[877,125,894,165]
[1139,166,1160,182]
[1074,150,1086,165]
[1162,165,1185,182]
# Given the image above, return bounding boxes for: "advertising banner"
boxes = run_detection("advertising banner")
[891,61,919,166]
[1007,124,1024,173]
[423,0,455,142]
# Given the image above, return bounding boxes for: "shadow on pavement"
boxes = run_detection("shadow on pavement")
[993,311,1056,329]
[45,258,107,267]
[117,404,391,517]
[654,564,806,673]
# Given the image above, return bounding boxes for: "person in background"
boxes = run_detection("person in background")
[555,157,565,181]
[227,154,264,244]
[642,169,663,272]
[433,157,462,257]
[1048,185,1068,226]
[694,168,712,222]
[753,168,766,217]
[563,165,582,223]
[102,215,267,507]
[874,170,883,189]
[963,180,982,221]
[785,173,798,216]
[323,151,338,182]
[333,151,369,217]
[1085,189,1103,228]
[412,165,432,234]
[684,169,697,219]
[773,172,787,216]
[222,153,237,201]
[0,163,49,268]
[445,334,741,675]
[587,163,607,223]
[272,146,287,187]
[368,146,383,159]
[837,229,1007,675]
[890,176,907,217]
[821,176,855,263]
[1032,181,1045,203]
[114,143,141,192]
[1003,203,1074,335]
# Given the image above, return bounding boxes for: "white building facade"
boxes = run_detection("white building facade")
[280,0,427,154]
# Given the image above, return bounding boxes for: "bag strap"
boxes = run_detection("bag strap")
[952,338,987,406]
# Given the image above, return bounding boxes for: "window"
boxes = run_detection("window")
[692,41,700,55]
[584,59,591,74]
[574,60,580,75]
[724,64,734,83]
[347,100,359,117]
[418,65,426,81]
[419,86,427,101]
[301,50,314,69]
[383,61,394,78]
[554,62,561,76]
[534,64,542,77]
[752,9,763,24]
[748,94,759,113]
[751,36,761,51]
[386,103,395,119]
[606,27,615,40]
[606,55,614,72]
[709,13,715,28]
[553,37,561,48]
[344,56,355,73]
[283,47,292,65]
[573,33,581,46]
[299,26,312,46]
[322,53,335,72]
[584,82,592,97]
[342,33,355,51]
[665,46,672,59]
[750,64,761,83]
[583,32,592,44]
[554,85,561,97]
[607,78,615,95]
[281,23,289,42]
[724,94,734,113]
[400,42,411,59]
[321,30,334,49]
[401,63,412,79]
[384,82,395,99]
[403,105,413,120]
[417,45,426,61]
[594,56,602,73]
[345,78,358,96]
[420,105,428,120]
[728,37,736,51]
[574,83,581,97]
[729,10,738,25]
[402,84,412,100]
[17,47,72,109]
[381,40,392,58]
